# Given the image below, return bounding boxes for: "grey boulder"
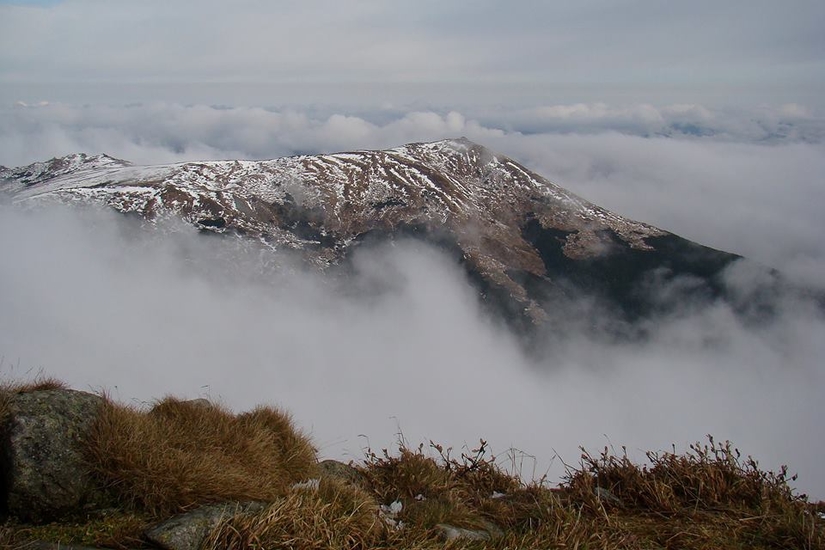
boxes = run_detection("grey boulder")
[145,501,266,550]
[1,389,108,522]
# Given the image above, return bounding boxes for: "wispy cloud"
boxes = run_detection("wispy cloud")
[3,101,823,167]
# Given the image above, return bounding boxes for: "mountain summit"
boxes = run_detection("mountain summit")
[1,139,739,329]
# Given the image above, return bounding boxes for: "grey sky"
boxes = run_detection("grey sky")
[1,0,823,106]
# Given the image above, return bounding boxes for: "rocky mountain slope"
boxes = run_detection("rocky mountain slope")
[1,138,740,329]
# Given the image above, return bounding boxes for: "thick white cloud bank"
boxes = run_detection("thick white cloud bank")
[2,101,823,168]
[0,206,823,500]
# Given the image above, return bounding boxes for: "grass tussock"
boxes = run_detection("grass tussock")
[1,373,67,408]
[563,436,823,549]
[84,396,318,517]
[205,477,382,550]
[0,376,67,395]
[360,441,527,534]
[218,436,824,549]
[566,435,800,512]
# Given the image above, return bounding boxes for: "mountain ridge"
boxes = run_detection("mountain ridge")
[1,138,742,330]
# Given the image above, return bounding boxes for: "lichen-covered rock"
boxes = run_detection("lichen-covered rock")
[145,502,266,550]
[1,389,106,522]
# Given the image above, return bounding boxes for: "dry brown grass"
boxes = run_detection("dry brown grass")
[0,524,12,549]
[0,376,67,394]
[205,477,382,550]
[200,438,642,549]
[566,436,799,512]
[6,427,822,549]
[355,440,602,546]
[360,441,503,533]
[2,376,822,549]
[84,396,318,517]
[563,436,824,549]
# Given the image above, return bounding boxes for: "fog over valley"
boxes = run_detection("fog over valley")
[1,197,823,498]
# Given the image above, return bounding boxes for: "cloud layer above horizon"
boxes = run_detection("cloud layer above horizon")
[2,0,824,102]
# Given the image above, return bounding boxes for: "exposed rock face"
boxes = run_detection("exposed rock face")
[1,139,742,329]
[1,389,107,522]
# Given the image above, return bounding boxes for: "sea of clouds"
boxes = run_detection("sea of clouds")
[1,99,824,498]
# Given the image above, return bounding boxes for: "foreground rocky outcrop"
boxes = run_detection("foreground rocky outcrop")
[0,389,109,523]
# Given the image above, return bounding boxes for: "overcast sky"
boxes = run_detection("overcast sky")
[1,0,824,107]
[2,0,825,499]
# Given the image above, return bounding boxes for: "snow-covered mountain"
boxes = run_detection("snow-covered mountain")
[1,138,740,329]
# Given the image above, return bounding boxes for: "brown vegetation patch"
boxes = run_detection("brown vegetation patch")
[2,377,822,549]
[205,477,381,550]
[563,437,823,549]
[84,396,318,517]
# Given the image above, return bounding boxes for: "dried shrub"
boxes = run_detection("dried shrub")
[566,436,804,513]
[563,436,823,549]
